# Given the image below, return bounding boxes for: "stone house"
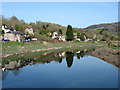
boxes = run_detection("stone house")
[0,35,3,41]
[3,31,25,42]
[4,33,16,41]
[25,28,34,35]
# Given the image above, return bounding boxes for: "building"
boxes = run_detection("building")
[3,31,25,42]
[25,28,34,35]
[58,35,66,41]
[52,32,58,39]
[51,32,66,41]
[2,25,12,33]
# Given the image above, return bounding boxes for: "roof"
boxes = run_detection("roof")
[12,31,25,35]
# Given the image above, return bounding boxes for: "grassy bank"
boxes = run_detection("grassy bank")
[2,41,106,57]
[2,46,96,65]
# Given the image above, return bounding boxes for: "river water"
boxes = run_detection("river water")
[1,48,119,88]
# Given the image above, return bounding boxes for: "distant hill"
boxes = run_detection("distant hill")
[85,22,118,32]
[1,16,119,41]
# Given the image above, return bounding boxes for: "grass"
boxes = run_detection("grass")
[2,45,99,65]
[2,41,104,56]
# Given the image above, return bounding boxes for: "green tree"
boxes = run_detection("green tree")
[59,29,63,35]
[66,25,74,41]
[80,33,85,41]
[77,53,81,59]
[77,32,81,38]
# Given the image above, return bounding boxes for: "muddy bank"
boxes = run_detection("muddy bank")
[92,47,120,67]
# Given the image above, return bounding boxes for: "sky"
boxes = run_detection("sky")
[2,2,118,28]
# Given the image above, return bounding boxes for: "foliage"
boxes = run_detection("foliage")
[77,32,81,38]
[66,25,74,41]
[58,29,63,35]
[80,33,86,41]
[1,16,119,42]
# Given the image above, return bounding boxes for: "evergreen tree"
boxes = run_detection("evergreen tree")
[66,25,74,41]
[77,32,81,38]
[59,29,63,35]
[77,53,81,59]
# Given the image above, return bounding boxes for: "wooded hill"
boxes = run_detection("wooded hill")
[0,16,119,42]
[82,22,119,41]
[85,22,118,32]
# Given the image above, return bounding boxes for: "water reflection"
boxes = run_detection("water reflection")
[2,47,119,88]
[2,48,95,79]
[66,52,74,68]
[2,48,91,71]
[2,47,119,81]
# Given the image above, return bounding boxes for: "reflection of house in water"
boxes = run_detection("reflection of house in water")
[2,49,95,71]
[2,48,97,71]
[2,48,98,81]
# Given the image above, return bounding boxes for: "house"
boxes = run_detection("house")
[58,35,66,41]
[0,35,3,41]
[25,28,34,35]
[2,25,12,33]
[51,32,66,41]
[52,32,58,39]
[4,33,16,41]
[3,31,25,42]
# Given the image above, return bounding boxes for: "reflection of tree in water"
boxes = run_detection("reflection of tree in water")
[77,53,81,59]
[13,68,22,76]
[58,58,62,63]
[65,52,74,68]
[79,50,86,58]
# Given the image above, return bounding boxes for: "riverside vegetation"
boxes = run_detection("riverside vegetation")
[1,16,119,65]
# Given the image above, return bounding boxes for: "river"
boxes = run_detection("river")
[1,48,119,88]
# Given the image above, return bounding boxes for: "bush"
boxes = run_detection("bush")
[34,33,53,42]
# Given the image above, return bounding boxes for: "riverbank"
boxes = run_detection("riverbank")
[92,47,120,67]
[2,41,105,58]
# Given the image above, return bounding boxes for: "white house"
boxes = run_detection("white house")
[58,35,66,41]
[51,32,66,41]
[2,25,11,33]
[52,32,58,39]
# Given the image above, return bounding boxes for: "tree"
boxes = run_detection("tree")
[77,53,81,59]
[80,33,85,41]
[66,25,74,41]
[59,29,63,35]
[10,16,19,22]
[77,32,81,38]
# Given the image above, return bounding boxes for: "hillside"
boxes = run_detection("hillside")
[85,22,118,32]
[1,16,119,42]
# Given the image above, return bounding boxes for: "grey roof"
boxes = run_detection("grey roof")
[12,31,25,35]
